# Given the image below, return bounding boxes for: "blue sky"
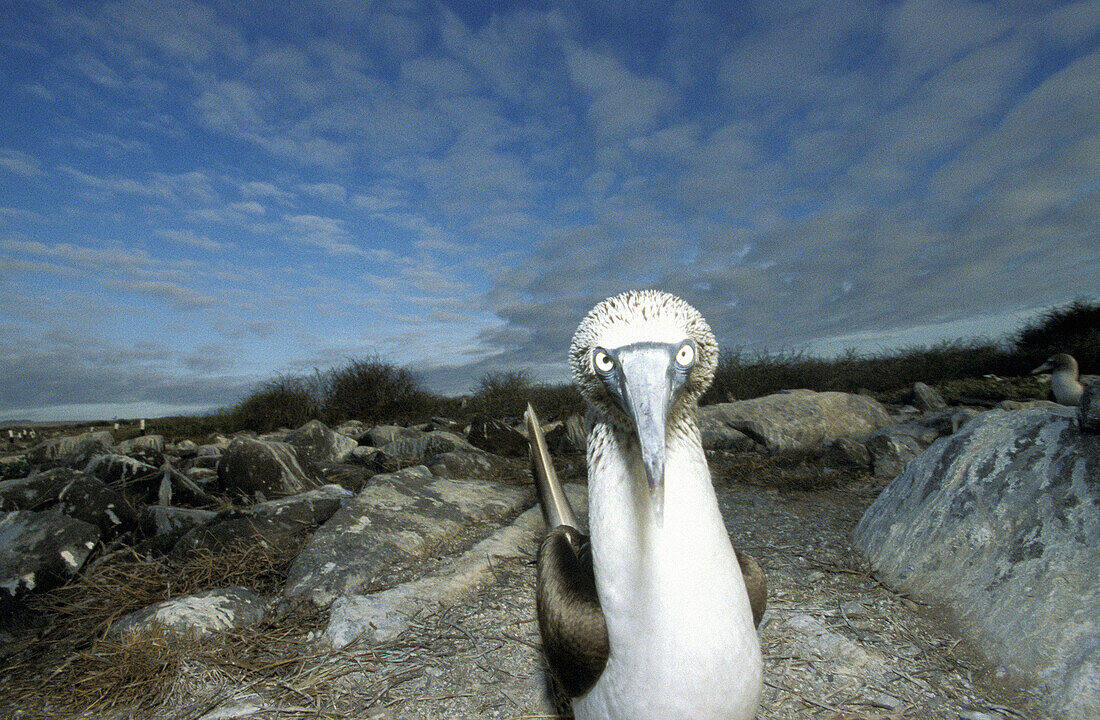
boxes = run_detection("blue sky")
[1,0,1098,422]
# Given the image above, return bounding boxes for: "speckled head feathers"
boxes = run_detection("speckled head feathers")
[569,290,718,410]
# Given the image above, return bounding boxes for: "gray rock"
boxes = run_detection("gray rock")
[467,415,528,457]
[428,450,514,480]
[701,424,758,452]
[698,390,892,454]
[169,515,304,561]
[116,434,165,455]
[864,432,925,479]
[140,505,217,538]
[216,437,324,497]
[56,475,137,537]
[110,586,265,638]
[554,414,587,454]
[1079,382,1100,433]
[820,437,870,469]
[173,439,200,458]
[115,434,166,466]
[84,454,159,487]
[0,510,100,598]
[326,484,587,646]
[379,431,477,468]
[364,424,422,447]
[284,466,534,607]
[317,462,377,492]
[853,406,1100,719]
[909,381,946,411]
[335,420,370,439]
[284,420,359,464]
[998,399,1059,411]
[0,467,78,511]
[913,406,983,436]
[249,484,353,526]
[27,430,114,466]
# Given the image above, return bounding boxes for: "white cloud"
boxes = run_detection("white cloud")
[565,44,677,140]
[0,149,44,177]
[155,228,223,251]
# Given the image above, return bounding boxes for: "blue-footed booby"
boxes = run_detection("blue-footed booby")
[1032,353,1094,406]
[526,290,765,720]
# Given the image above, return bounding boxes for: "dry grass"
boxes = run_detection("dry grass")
[709,449,869,491]
[0,538,311,718]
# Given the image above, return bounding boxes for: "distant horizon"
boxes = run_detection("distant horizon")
[2,2,1097,424]
[0,300,1060,425]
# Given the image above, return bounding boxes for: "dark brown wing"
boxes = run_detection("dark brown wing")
[736,548,767,628]
[536,524,608,697]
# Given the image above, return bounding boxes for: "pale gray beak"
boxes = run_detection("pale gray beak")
[606,343,688,522]
[1032,360,1052,375]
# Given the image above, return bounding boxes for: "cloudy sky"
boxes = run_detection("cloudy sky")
[1,0,1098,422]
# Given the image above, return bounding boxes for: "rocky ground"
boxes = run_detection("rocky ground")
[0,460,1047,720]
[2,380,1082,720]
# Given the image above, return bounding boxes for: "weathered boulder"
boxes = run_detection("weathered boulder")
[1079,381,1100,433]
[172,439,199,458]
[911,406,983,436]
[216,437,324,497]
[0,510,100,598]
[364,424,422,447]
[110,587,265,638]
[169,515,303,561]
[909,382,946,411]
[864,433,924,479]
[700,424,758,452]
[0,467,79,511]
[428,450,515,480]
[56,475,136,537]
[327,484,587,646]
[853,407,1100,718]
[249,484,352,526]
[84,454,159,487]
[139,505,217,538]
[466,415,528,457]
[117,433,165,455]
[284,466,534,607]
[378,431,477,468]
[820,438,870,469]
[27,430,114,466]
[699,390,891,454]
[334,420,370,440]
[315,462,375,492]
[548,414,587,454]
[284,420,358,464]
[115,434,165,467]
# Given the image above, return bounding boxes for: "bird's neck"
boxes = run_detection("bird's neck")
[584,411,751,627]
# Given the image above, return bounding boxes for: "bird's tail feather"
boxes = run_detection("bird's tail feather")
[525,403,581,531]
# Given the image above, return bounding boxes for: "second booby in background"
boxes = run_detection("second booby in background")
[1032,353,1095,406]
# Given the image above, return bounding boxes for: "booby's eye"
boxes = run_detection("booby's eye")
[593,349,615,373]
[675,342,696,368]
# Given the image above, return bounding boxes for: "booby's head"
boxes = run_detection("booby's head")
[570,290,718,518]
[1032,353,1078,375]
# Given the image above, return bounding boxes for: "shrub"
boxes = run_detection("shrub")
[321,357,433,423]
[1013,298,1100,371]
[233,375,321,432]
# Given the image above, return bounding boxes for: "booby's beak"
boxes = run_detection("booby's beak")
[606,343,688,522]
[1032,360,1052,375]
